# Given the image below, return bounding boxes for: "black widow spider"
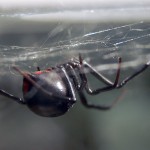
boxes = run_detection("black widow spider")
[0,54,149,117]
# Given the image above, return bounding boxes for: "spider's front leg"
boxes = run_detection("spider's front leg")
[116,60,150,88]
[76,56,122,110]
[77,55,150,110]
[83,57,122,95]
[81,56,150,93]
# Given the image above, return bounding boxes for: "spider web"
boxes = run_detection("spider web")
[0,21,150,74]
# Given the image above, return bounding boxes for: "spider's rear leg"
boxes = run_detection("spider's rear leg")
[0,89,25,104]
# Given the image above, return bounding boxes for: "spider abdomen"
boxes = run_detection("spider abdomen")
[23,70,74,117]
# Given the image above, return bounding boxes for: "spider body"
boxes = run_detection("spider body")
[0,54,149,117]
[23,69,76,117]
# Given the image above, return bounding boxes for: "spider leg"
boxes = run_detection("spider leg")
[60,66,76,103]
[66,58,88,91]
[78,90,121,110]
[0,89,25,104]
[65,55,121,109]
[82,57,122,95]
[82,61,114,86]
[80,56,149,93]
[116,61,150,88]
[63,61,103,109]
[69,54,121,94]
[78,60,150,110]
[63,64,81,90]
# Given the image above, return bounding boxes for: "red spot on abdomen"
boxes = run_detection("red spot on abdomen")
[23,78,31,94]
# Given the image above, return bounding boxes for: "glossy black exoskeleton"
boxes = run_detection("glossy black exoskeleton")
[23,68,76,117]
[0,54,149,117]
